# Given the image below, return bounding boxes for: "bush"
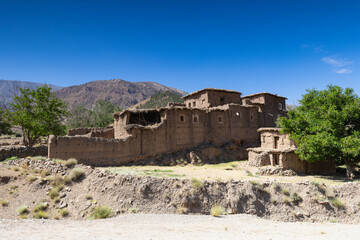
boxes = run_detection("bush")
[59,208,69,217]
[210,204,225,217]
[49,185,63,199]
[329,197,344,208]
[17,205,29,215]
[129,207,138,213]
[40,169,50,178]
[90,205,112,219]
[33,202,48,212]
[27,175,37,182]
[64,158,77,168]
[0,199,9,207]
[191,178,203,190]
[69,168,85,181]
[33,211,49,219]
[291,193,302,203]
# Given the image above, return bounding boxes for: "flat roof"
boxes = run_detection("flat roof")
[183,88,242,99]
[242,92,287,99]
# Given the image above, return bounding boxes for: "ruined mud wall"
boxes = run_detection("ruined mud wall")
[68,127,114,139]
[0,145,48,161]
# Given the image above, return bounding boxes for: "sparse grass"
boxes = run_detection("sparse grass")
[59,208,69,217]
[33,202,48,212]
[311,181,320,187]
[177,206,188,214]
[90,205,113,219]
[250,180,261,188]
[53,196,61,203]
[281,188,290,196]
[49,185,63,199]
[33,211,49,219]
[191,178,203,190]
[273,183,281,192]
[12,166,20,172]
[230,163,237,168]
[4,156,18,162]
[10,185,18,190]
[0,199,9,207]
[40,169,50,178]
[29,156,47,161]
[129,207,138,213]
[69,168,85,181]
[215,178,222,183]
[85,194,93,200]
[32,168,41,174]
[283,198,290,204]
[210,204,225,217]
[17,205,29,215]
[64,158,77,168]
[329,197,344,209]
[291,193,302,203]
[50,175,65,187]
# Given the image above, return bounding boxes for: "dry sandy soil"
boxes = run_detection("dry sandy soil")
[1,214,359,240]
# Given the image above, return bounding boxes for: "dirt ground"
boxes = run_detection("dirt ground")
[1,214,359,240]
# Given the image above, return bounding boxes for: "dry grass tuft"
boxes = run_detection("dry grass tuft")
[210,204,225,217]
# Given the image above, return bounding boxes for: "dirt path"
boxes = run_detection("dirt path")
[0,214,359,240]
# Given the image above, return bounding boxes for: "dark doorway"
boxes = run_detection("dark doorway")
[128,111,161,126]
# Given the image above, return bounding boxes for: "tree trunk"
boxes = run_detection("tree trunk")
[343,158,355,179]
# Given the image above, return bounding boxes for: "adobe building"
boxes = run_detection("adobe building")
[247,128,336,174]
[48,88,287,166]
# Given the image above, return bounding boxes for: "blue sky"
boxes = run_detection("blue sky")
[1,0,359,104]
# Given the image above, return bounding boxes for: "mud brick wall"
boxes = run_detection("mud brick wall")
[0,145,48,161]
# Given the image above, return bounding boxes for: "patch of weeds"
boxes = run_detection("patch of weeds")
[29,156,47,161]
[311,181,320,187]
[177,206,188,214]
[129,207,138,213]
[85,194,93,200]
[32,168,41,174]
[40,169,50,178]
[12,166,20,172]
[59,208,69,217]
[283,198,290,204]
[53,197,61,203]
[49,185,63,199]
[90,205,113,219]
[320,231,326,234]
[17,205,29,215]
[281,188,290,196]
[33,202,48,212]
[191,178,203,190]
[33,211,49,219]
[4,156,18,162]
[50,175,65,187]
[10,185,18,190]
[250,181,261,188]
[230,163,237,168]
[291,193,302,203]
[175,158,187,166]
[330,219,337,223]
[316,194,327,202]
[246,171,254,177]
[328,197,344,209]
[216,178,222,183]
[64,158,77,168]
[69,168,85,181]
[210,204,225,217]
[0,199,9,207]
[273,183,281,192]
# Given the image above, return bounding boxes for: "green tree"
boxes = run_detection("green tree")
[278,85,360,178]
[67,105,94,128]
[5,85,68,146]
[0,105,12,135]
[92,100,121,127]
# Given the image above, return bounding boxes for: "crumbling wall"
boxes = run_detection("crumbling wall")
[68,127,114,139]
[280,152,307,173]
[0,146,48,161]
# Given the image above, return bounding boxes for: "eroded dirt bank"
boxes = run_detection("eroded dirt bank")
[1,158,360,223]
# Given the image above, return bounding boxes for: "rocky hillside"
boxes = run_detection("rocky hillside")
[54,79,187,109]
[135,91,184,109]
[0,80,63,105]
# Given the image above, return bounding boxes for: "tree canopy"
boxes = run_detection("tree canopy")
[0,105,12,135]
[67,100,121,128]
[278,85,360,178]
[5,85,68,146]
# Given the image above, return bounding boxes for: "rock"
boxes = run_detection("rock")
[59,202,67,209]
[295,212,304,218]
[60,192,66,198]
[65,187,71,192]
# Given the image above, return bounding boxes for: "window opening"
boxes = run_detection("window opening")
[274,136,279,149]
[193,115,199,123]
[273,154,279,165]
[180,115,185,122]
[218,116,223,123]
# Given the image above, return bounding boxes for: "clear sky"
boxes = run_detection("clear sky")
[1,0,359,104]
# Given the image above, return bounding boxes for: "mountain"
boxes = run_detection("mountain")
[54,79,187,109]
[0,80,63,105]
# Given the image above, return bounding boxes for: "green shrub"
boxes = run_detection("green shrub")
[69,168,85,181]
[210,204,225,217]
[329,197,344,209]
[33,202,48,212]
[59,208,69,217]
[27,175,37,182]
[0,199,9,207]
[281,188,290,196]
[64,158,77,168]
[129,207,138,213]
[191,178,203,190]
[40,169,50,178]
[17,205,29,215]
[291,193,302,203]
[33,211,49,219]
[49,185,63,199]
[90,205,112,219]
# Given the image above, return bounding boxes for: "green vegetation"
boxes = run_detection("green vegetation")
[329,197,344,209]
[59,208,69,217]
[40,169,51,178]
[49,185,63,199]
[281,188,290,196]
[136,91,184,109]
[191,178,203,190]
[291,193,302,203]
[69,168,85,181]
[129,207,138,213]
[0,199,9,207]
[90,205,113,219]
[279,85,360,179]
[210,204,225,217]
[67,100,122,128]
[17,205,29,215]
[3,156,18,162]
[54,158,77,168]
[4,85,68,146]
[33,202,48,212]
[33,211,49,219]
[0,105,12,135]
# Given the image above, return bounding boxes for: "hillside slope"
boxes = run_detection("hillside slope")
[54,79,186,109]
